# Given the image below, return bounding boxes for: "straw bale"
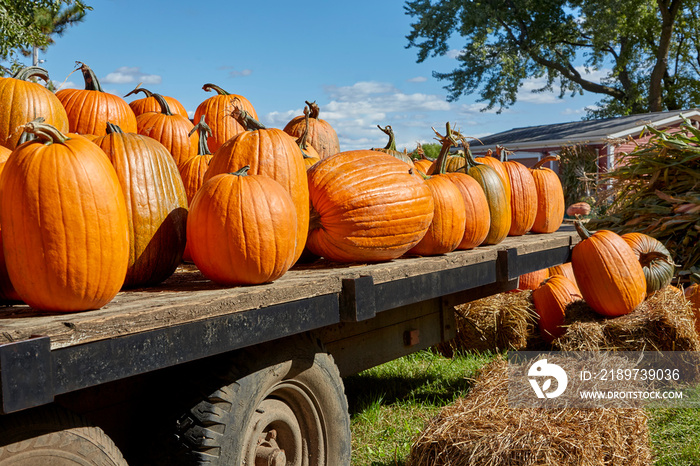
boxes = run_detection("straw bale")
[408,359,652,466]
[556,286,700,352]
[437,292,538,356]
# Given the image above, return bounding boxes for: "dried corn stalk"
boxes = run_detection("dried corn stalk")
[589,118,700,277]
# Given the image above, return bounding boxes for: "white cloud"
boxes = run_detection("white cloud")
[265,81,453,151]
[101,66,162,85]
[229,69,253,78]
[407,76,428,83]
[446,49,464,59]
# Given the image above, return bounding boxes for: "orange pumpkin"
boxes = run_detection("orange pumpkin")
[518,268,549,290]
[295,106,321,169]
[414,158,433,176]
[93,123,188,288]
[0,159,21,302]
[0,66,69,150]
[179,117,214,262]
[502,156,537,236]
[187,167,297,285]
[284,101,340,159]
[204,109,308,264]
[532,275,582,343]
[530,155,565,233]
[192,83,257,153]
[566,201,591,217]
[135,93,197,167]
[55,62,137,136]
[408,174,466,256]
[0,121,129,311]
[547,262,578,289]
[306,150,434,262]
[124,86,188,118]
[571,221,646,317]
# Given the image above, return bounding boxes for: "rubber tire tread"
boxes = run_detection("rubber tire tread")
[174,333,351,465]
[0,404,128,465]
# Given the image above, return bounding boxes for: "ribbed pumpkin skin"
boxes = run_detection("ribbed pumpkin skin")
[56,66,137,136]
[572,224,646,317]
[504,160,537,236]
[547,262,578,289]
[0,68,69,149]
[621,232,675,295]
[187,172,297,285]
[192,85,257,153]
[0,132,129,311]
[409,175,466,256]
[442,172,490,249]
[462,163,510,245]
[518,268,549,290]
[533,275,582,343]
[93,129,188,288]
[284,103,340,159]
[179,154,212,262]
[530,160,565,233]
[128,93,188,118]
[135,103,197,167]
[307,150,434,262]
[414,158,433,176]
[204,126,308,264]
[0,161,21,302]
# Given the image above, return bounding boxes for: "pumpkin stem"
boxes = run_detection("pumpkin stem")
[152,93,174,116]
[296,106,314,158]
[639,251,678,268]
[305,100,321,119]
[123,85,152,98]
[432,122,461,175]
[12,66,50,84]
[189,115,212,156]
[202,83,230,95]
[377,125,398,152]
[22,118,69,145]
[533,154,561,170]
[574,220,593,240]
[231,106,266,131]
[105,122,124,134]
[230,165,250,176]
[75,62,104,92]
[455,133,481,171]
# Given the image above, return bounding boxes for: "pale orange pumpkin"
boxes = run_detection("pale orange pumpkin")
[530,155,565,233]
[533,275,582,343]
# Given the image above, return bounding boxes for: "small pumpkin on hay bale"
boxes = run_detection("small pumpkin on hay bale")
[408,358,651,466]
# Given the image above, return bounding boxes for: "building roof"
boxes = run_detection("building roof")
[469,109,700,152]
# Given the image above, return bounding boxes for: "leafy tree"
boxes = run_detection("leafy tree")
[22,3,91,66]
[404,0,699,118]
[0,1,91,73]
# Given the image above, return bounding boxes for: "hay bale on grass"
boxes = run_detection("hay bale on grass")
[437,292,538,356]
[556,286,700,352]
[408,358,651,466]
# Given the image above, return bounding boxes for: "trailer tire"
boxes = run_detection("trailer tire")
[0,404,128,465]
[176,334,351,465]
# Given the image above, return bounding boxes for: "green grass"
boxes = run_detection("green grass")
[344,349,497,466]
[345,349,700,466]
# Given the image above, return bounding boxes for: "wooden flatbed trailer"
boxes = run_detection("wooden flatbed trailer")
[0,225,578,465]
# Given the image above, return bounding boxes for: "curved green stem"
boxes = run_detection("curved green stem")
[377,125,397,152]
[231,165,250,176]
[13,66,50,83]
[189,115,212,156]
[76,62,104,92]
[152,93,173,116]
[202,83,230,95]
[124,86,152,98]
[22,118,69,144]
[533,154,561,170]
[105,122,124,134]
[232,107,266,131]
[574,220,593,241]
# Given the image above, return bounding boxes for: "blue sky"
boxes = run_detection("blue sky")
[36,0,602,151]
